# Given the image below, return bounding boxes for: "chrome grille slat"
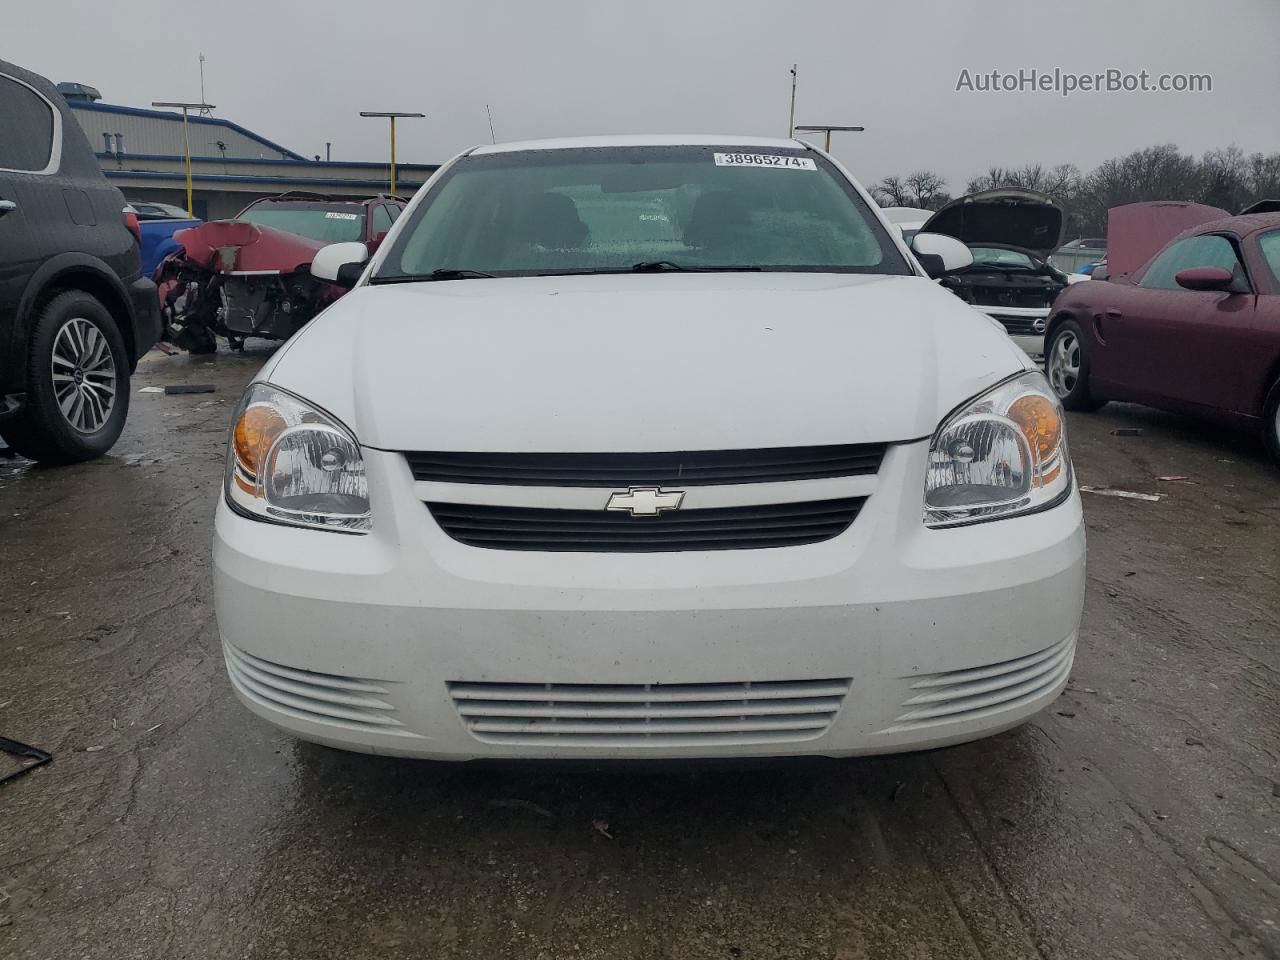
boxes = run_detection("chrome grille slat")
[450,678,851,747]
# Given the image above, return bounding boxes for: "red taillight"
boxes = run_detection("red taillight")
[122,207,141,245]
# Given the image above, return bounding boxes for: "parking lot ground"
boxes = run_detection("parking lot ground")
[1,345,1277,960]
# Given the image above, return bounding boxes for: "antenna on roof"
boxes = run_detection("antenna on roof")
[198,54,211,115]
[486,104,496,144]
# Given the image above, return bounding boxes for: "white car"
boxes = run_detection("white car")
[214,135,1084,761]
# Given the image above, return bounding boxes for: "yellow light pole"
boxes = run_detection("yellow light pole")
[794,124,865,153]
[360,111,425,195]
[152,101,214,216]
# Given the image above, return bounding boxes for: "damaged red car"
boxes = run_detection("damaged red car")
[1047,202,1280,462]
[154,192,405,352]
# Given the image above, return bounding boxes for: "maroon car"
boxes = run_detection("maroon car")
[155,192,405,353]
[1047,202,1280,462]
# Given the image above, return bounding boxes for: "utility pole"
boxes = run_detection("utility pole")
[152,100,214,216]
[486,104,496,144]
[788,64,797,138]
[794,124,865,153]
[360,111,425,195]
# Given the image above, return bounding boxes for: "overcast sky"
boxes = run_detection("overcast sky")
[7,0,1279,190]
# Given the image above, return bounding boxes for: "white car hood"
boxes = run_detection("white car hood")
[264,272,1028,452]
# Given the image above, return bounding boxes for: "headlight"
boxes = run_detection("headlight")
[225,382,370,533]
[925,371,1071,527]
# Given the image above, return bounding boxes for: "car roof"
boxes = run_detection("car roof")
[469,134,810,155]
[1190,211,1280,237]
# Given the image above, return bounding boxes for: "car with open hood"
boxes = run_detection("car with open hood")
[922,188,1069,357]
[214,135,1084,761]
[1046,202,1280,462]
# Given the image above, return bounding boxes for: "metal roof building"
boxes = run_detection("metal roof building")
[63,89,438,219]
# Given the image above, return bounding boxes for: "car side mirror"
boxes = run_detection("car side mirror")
[910,232,973,278]
[1174,266,1234,292]
[311,241,370,289]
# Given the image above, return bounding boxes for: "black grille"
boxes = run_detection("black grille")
[404,445,886,487]
[988,314,1046,336]
[427,498,866,552]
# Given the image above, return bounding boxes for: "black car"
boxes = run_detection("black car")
[0,58,162,464]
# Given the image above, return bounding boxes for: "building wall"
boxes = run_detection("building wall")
[67,101,439,220]
[71,104,298,159]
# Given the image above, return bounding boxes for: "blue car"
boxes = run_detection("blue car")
[125,200,201,275]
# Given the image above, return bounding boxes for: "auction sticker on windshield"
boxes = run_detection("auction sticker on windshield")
[324,212,359,220]
[713,153,816,170]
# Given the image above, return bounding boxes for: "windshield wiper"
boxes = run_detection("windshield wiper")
[371,269,495,284]
[631,261,763,273]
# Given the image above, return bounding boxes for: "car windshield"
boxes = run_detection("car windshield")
[376,145,910,280]
[237,201,366,243]
[969,247,1036,268]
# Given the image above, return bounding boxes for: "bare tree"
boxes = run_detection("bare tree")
[872,175,912,208]
[877,144,1280,239]
[873,171,950,210]
[903,170,950,210]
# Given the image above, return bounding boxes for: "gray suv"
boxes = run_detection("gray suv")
[0,58,162,463]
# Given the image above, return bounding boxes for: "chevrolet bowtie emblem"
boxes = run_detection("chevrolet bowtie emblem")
[605,487,686,517]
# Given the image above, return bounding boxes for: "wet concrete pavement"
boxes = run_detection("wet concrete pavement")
[1,345,1277,959]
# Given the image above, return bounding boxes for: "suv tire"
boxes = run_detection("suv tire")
[1045,319,1104,412]
[0,290,131,464]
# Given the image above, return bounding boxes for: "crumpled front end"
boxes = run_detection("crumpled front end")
[154,220,345,351]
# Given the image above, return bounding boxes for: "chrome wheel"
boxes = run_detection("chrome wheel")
[51,317,117,434]
[1048,330,1081,398]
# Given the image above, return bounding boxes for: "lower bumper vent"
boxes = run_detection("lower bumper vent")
[224,643,419,737]
[881,635,1075,733]
[448,678,851,747]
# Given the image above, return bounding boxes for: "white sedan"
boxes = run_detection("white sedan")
[214,135,1084,760]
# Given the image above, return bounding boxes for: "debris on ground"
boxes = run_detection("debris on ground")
[0,736,52,785]
[1155,476,1196,483]
[1111,428,1144,436]
[138,386,164,394]
[488,798,553,819]
[164,384,217,395]
[592,819,614,839]
[1080,486,1163,502]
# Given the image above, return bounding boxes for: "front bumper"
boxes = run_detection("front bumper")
[214,442,1085,760]
[982,306,1048,359]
